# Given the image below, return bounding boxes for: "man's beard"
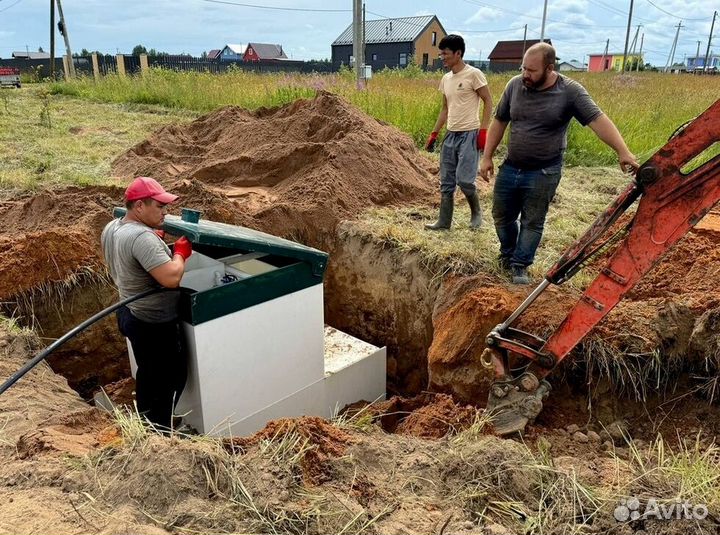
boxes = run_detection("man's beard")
[523,70,548,89]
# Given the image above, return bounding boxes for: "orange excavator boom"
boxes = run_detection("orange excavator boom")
[483,98,720,435]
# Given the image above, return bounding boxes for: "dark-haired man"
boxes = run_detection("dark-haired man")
[101,176,193,429]
[480,42,638,284]
[425,34,493,231]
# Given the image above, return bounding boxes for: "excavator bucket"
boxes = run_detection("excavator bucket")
[486,379,551,435]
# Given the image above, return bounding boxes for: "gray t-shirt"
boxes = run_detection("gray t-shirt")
[495,74,603,170]
[101,218,180,322]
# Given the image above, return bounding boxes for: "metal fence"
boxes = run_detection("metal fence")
[149,56,335,74]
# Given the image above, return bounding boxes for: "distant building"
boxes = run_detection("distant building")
[331,14,447,70]
[207,49,221,60]
[487,39,552,72]
[587,52,643,72]
[243,43,287,62]
[11,51,50,60]
[219,44,247,61]
[687,53,720,71]
[557,59,585,72]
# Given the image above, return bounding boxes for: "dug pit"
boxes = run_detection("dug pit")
[2,93,720,444]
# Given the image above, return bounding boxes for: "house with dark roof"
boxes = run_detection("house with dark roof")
[244,43,287,62]
[207,49,221,60]
[487,39,552,72]
[332,15,447,70]
[218,44,247,61]
[12,51,51,60]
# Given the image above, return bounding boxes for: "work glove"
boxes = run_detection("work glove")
[172,236,193,261]
[477,128,487,152]
[425,131,439,152]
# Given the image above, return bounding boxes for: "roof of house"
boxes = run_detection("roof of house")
[12,51,51,59]
[332,15,444,46]
[207,49,221,59]
[588,52,640,57]
[222,44,247,55]
[559,59,585,69]
[247,43,287,60]
[488,39,552,60]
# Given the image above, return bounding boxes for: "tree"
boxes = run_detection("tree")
[38,46,44,53]
[132,45,148,56]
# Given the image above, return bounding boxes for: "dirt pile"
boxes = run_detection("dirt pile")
[112,91,436,243]
[366,393,479,438]
[225,415,354,484]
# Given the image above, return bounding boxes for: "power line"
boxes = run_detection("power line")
[202,0,350,13]
[461,0,627,28]
[0,0,24,13]
[645,0,707,21]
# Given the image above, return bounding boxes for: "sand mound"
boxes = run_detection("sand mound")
[0,187,119,300]
[112,91,436,241]
[17,408,118,458]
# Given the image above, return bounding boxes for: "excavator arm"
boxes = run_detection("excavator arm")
[483,98,720,435]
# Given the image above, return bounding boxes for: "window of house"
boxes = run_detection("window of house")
[399,53,407,66]
[432,32,437,46]
[422,53,429,66]
[372,53,378,61]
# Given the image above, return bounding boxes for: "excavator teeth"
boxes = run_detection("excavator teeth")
[487,406,530,436]
[485,379,551,436]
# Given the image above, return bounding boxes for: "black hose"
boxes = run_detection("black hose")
[0,287,167,397]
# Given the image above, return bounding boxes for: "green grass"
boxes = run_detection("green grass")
[351,165,631,288]
[0,86,196,192]
[48,67,720,167]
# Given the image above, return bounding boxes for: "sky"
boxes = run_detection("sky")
[0,0,718,66]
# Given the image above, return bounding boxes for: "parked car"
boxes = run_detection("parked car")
[0,67,21,88]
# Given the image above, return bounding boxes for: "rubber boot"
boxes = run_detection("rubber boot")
[465,191,482,229]
[425,193,454,231]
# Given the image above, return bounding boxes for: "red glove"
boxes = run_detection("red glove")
[172,236,192,261]
[477,128,487,151]
[425,131,439,152]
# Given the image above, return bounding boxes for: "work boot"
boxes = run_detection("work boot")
[425,193,454,231]
[511,265,530,285]
[465,191,483,229]
[498,255,512,273]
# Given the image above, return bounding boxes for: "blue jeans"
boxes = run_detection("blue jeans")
[440,130,479,195]
[492,161,562,267]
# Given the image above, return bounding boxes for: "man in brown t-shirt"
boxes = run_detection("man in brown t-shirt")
[425,34,493,231]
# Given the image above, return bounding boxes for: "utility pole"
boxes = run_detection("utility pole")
[362,2,366,75]
[696,40,702,63]
[55,0,75,77]
[664,21,683,73]
[600,39,609,71]
[621,0,634,73]
[703,10,717,74]
[50,0,55,79]
[636,33,644,71]
[352,0,364,89]
[521,24,527,58]
[540,0,548,42]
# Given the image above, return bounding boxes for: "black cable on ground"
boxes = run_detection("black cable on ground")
[0,287,167,397]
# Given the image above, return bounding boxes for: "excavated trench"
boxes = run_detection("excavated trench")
[3,92,720,441]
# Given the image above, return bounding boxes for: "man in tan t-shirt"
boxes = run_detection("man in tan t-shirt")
[425,34,493,231]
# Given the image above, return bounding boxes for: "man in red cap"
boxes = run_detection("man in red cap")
[101,176,193,430]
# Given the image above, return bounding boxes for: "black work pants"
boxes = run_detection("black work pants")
[117,306,187,429]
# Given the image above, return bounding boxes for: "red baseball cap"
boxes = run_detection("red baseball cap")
[124,176,178,204]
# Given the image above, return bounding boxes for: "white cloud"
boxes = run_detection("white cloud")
[467,6,504,24]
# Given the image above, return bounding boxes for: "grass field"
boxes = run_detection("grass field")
[48,67,720,166]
